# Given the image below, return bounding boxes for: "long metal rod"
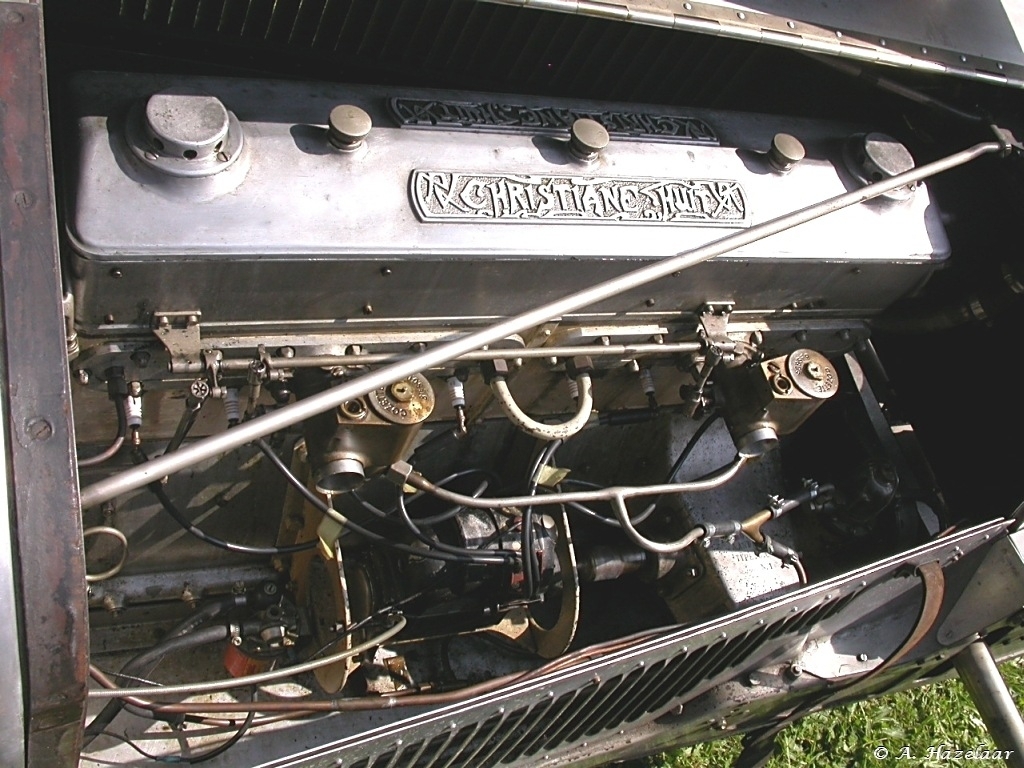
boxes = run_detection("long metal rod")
[79,141,1003,509]
[215,341,705,371]
[954,641,1024,767]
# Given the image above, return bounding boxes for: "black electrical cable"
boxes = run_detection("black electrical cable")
[523,439,563,599]
[394,486,514,565]
[84,623,232,746]
[254,438,491,564]
[133,448,317,555]
[96,706,255,764]
[351,469,497,526]
[186,707,256,764]
[396,468,501,525]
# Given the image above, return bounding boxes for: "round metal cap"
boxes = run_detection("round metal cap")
[145,90,230,160]
[368,373,435,425]
[767,133,805,173]
[861,132,916,178]
[569,118,610,159]
[129,89,245,178]
[844,132,917,201]
[316,457,367,494]
[329,105,372,150]
[786,349,839,399]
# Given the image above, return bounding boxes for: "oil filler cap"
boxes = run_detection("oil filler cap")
[844,132,917,201]
[129,88,245,177]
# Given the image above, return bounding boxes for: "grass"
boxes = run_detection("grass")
[648,658,1024,767]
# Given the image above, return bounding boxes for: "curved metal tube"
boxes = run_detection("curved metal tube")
[79,141,1003,510]
[610,497,706,554]
[400,455,748,510]
[82,526,129,583]
[491,373,594,441]
[87,614,407,699]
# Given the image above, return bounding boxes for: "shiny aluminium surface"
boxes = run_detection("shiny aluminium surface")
[77,139,996,512]
[66,74,949,331]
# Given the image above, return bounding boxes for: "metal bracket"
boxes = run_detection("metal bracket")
[153,311,203,373]
[699,302,734,347]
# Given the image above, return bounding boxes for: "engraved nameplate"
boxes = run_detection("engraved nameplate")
[411,171,748,226]
[390,98,718,145]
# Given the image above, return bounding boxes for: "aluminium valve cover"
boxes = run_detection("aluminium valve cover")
[64,72,949,333]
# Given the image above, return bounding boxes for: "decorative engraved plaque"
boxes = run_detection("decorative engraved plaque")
[411,171,748,226]
[389,98,718,145]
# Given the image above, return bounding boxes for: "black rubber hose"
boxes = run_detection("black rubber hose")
[84,623,231,746]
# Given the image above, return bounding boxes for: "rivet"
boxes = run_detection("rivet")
[960,54,968,63]
[835,30,843,38]
[921,47,929,54]
[362,303,373,315]
[380,267,392,276]
[787,20,795,28]
[109,268,123,279]
[879,38,887,46]
[737,11,746,20]
[104,313,116,324]
[683,2,692,9]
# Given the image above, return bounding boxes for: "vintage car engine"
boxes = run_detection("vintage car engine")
[61,69,974,765]
[5,2,1024,766]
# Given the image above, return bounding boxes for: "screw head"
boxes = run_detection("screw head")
[26,418,53,442]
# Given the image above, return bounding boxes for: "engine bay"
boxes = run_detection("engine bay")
[66,69,977,765]
[4,1,1024,766]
